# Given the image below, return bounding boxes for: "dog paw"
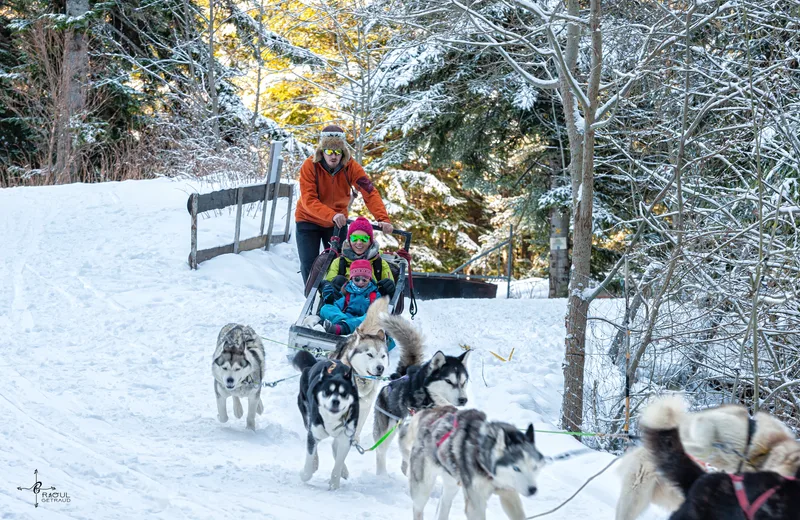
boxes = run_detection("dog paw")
[218,413,229,423]
[300,470,313,483]
[246,420,256,431]
[328,476,341,490]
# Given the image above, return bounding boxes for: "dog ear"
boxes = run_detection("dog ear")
[376,328,386,341]
[458,349,471,365]
[347,366,358,385]
[525,424,535,444]
[429,351,446,372]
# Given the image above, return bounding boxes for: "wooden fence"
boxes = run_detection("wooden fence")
[187,142,294,269]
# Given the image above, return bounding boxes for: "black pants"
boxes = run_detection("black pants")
[296,221,347,284]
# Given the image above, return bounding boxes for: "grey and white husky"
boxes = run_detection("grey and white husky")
[330,296,391,443]
[212,323,265,431]
[400,406,545,520]
[372,315,471,475]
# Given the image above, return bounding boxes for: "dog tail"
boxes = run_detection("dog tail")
[640,394,688,431]
[381,314,424,377]
[292,350,317,372]
[358,295,390,334]
[641,395,703,496]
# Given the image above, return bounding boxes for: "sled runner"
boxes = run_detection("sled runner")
[287,221,413,359]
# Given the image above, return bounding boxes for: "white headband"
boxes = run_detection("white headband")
[320,131,346,139]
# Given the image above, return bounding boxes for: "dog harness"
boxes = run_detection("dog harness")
[727,415,796,520]
[436,415,459,448]
[730,474,796,520]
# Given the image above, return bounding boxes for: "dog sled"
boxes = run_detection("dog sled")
[287,221,414,359]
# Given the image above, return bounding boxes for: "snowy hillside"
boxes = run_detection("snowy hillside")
[0,179,661,519]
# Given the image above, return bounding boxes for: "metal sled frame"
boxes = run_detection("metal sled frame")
[287,224,412,359]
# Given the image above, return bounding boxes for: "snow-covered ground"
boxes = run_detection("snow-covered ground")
[0,179,663,519]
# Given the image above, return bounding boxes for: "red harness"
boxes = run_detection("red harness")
[436,416,459,448]
[730,474,796,520]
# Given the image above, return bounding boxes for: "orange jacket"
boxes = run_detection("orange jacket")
[294,157,390,228]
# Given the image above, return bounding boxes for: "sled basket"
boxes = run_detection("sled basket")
[288,222,412,360]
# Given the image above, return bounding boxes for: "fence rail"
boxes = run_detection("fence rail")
[187,142,293,269]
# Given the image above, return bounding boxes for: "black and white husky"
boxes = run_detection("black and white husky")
[293,350,359,490]
[616,395,800,520]
[212,323,265,431]
[372,315,471,475]
[640,397,800,520]
[400,406,545,520]
[330,296,391,443]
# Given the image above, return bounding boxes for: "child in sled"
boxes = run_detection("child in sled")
[318,259,395,335]
[324,216,395,298]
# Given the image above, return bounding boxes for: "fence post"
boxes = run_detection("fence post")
[190,193,198,270]
[283,184,294,242]
[265,158,283,252]
[233,187,244,254]
[263,141,284,251]
[506,225,513,298]
[259,182,269,238]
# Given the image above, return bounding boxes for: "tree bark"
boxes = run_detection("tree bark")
[208,0,220,150]
[549,154,570,298]
[561,0,602,433]
[55,0,89,184]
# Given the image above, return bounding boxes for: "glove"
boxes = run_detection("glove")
[320,281,337,304]
[330,275,347,292]
[377,278,396,297]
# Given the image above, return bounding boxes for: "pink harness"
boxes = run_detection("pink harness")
[730,474,796,520]
[436,417,459,447]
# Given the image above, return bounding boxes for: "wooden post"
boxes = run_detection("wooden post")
[190,193,198,269]
[265,158,283,251]
[259,182,269,237]
[506,225,513,299]
[624,254,631,436]
[233,187,243,254]
[283,185,294,242]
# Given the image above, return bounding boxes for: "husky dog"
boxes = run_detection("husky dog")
[401,406,544,520]
[330,296,390,443]
[372,315,471,475]
[293,350,359,490]
[641,398,800,520]
[212,323,265,431]
[617,395,800,520]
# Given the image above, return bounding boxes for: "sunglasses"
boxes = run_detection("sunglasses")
[349,234,370,243]
[323,149,343,156]
[351,276,371,284]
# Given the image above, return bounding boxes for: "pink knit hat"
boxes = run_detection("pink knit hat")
[349,259,373,279]
[348,216,374,241]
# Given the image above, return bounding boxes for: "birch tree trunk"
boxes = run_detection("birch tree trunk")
[55,0,89,184]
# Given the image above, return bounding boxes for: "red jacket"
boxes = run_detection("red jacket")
[294,157,390,228]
